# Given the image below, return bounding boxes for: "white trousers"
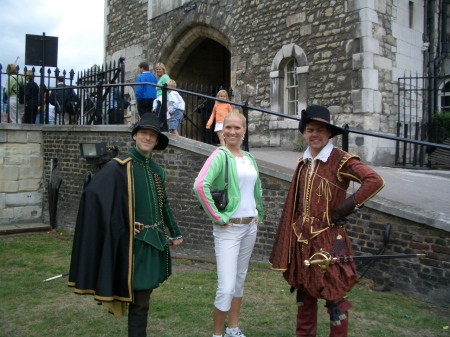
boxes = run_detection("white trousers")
[213,220,257,312]
[8,96,24,124]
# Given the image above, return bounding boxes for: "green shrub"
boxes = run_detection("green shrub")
[430,111,450,143]
[293,135,306,152]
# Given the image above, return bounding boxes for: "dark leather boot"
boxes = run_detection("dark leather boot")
[128,290,151,337]
[329,312,349,337]
[326,299,352,337]
[296,291,318,337]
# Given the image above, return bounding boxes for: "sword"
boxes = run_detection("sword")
[304,249,425,273]
[42,273,69,282]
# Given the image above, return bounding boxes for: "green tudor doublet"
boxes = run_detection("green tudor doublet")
[129,147,172,291]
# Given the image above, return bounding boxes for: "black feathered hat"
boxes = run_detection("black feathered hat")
[131,113,169,150]
[298,105,344,139]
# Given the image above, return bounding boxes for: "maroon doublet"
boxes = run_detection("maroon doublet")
[270,148,384,301]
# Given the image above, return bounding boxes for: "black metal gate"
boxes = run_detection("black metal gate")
[396,73,450,167]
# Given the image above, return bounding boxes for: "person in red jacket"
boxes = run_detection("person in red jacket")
[270,105,385,337]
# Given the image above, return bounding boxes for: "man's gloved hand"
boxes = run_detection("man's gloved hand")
[331,195,356,225]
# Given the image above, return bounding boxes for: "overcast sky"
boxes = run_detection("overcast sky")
[1,0,104,81]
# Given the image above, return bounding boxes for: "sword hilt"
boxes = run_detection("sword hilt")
[304,249,332,273]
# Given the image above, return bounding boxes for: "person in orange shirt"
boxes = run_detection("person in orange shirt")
[206,89,232,146]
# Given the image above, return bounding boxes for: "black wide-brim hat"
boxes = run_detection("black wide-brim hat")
[131,113,169,150]
[298,105,345,139]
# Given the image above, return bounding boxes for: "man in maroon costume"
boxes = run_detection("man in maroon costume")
[270,105,384,337]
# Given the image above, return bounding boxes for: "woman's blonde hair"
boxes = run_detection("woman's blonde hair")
[223,109,246,129]
[155,62,167,78]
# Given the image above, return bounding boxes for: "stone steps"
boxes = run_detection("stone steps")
[0,222,52,235]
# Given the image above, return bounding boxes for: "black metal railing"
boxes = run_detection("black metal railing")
[2,61,449,168]
[0,58,127,125]
[397,73,450,167]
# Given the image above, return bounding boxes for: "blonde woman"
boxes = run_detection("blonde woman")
[155,62,170,98]
[194,111,264,337]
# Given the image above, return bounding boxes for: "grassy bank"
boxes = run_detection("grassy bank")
[0,232,448,336]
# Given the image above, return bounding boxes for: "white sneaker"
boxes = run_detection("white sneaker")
[224,327,246,337]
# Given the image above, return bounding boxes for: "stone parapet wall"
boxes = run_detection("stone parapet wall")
[0,125,44,225]
[0,124,448,306]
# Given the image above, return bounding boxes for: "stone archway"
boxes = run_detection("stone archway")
[160,26,231,89]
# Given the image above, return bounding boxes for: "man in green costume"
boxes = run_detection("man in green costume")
[69,113,183,337]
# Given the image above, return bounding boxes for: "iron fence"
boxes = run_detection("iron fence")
[0,58,126,125]
[2,60,450,168]
[397,73,450,167]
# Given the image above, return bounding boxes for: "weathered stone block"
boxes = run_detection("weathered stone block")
[18,179,41,192]
[30,156,44,167]
[6,192,42,206]
[359,8,379,23]
[286,12,305,27]
[27,131,43,143]
[0,180,19,193]
[0,166,19,180]
[0,208,14,219]
[19,166,43,180]
[362,36,380,54]
[0,131,6,143]
[353,52,374,69]
[14,206,42,220]
[374,55,393,70]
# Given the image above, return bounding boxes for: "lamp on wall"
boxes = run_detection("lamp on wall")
[79,142,119,166]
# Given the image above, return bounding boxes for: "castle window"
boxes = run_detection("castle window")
[285,59,299,116]
[269,44,308,118]
[409,1,414,28]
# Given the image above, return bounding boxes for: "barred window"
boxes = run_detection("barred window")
[269,44,307,119]
[285,59,298,116]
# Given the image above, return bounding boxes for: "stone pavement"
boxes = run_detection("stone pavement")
[250,147,450,231]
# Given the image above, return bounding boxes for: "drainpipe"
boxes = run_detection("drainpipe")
[433,0,448,116]
[429,0,437,117]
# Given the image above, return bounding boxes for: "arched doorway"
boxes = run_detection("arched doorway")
[170,38,231,90]
[162,30,232,143]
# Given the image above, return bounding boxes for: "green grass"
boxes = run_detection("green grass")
[0,233,448,336]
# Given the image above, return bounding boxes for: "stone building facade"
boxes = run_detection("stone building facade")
[104,0,428,165]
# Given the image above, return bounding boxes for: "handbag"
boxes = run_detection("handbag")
[210,149,229,210]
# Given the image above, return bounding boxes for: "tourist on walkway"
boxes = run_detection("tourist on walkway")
[136,62,157,117]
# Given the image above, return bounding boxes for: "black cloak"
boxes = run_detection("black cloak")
[68,157,134,302]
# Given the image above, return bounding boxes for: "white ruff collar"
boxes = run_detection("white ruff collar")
[303,140,334,163]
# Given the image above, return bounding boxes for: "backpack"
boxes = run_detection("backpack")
[18,82,25,104]
[64,90,79,115]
